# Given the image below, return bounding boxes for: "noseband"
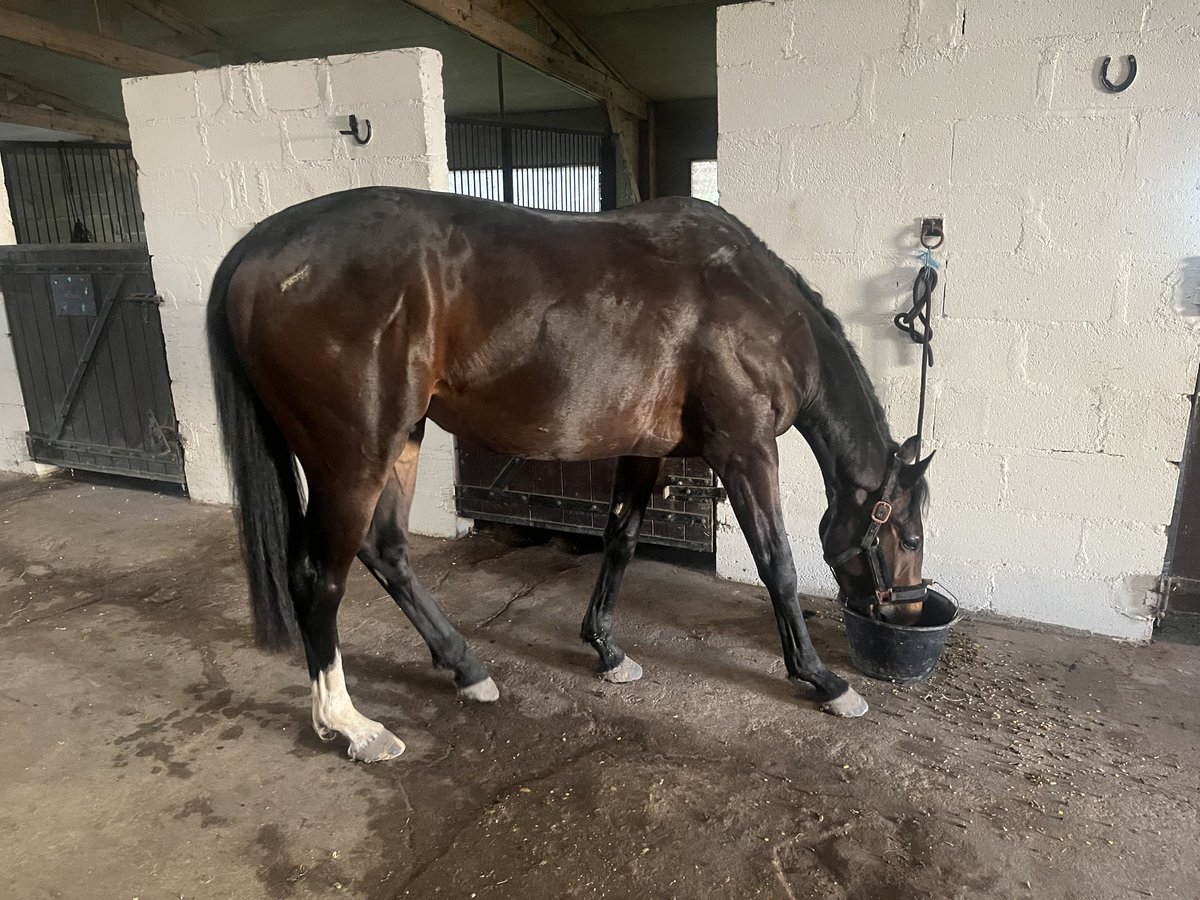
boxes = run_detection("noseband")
[824,457,927,614]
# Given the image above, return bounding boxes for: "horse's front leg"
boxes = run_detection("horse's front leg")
[579,455,662,682]
[707,440,868,718]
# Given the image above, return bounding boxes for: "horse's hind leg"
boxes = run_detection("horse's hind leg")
[294,477,407,762]
[580,455,661,683]
[706,440,868,718]
[358,424,496,701]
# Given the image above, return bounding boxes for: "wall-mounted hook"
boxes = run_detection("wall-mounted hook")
[1100,55,1137,93]
[920,217,944,250]
[339,114,372,145]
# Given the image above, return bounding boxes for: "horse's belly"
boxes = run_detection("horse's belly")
[426,392,683,461]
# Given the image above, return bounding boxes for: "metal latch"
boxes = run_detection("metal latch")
[1152,576,1175,624]
[663,476,726,503]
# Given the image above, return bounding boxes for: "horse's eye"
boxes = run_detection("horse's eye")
[901,536,922,552]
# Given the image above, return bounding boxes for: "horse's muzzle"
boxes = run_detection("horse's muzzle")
[842,581,929,620]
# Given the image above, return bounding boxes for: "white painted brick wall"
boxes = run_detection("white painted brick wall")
[0,163,39,475]
[122,49,466,537]
[0,172,14,244]
[717,0,1200,639]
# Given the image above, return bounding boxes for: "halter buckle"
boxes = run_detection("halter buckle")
[870,500,893,524]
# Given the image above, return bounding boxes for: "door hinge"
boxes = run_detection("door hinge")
[1152,576,1174,624]
[663,476,726,503]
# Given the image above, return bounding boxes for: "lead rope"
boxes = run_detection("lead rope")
[893,246,939,457]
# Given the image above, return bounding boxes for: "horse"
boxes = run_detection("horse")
[206,187,934,763]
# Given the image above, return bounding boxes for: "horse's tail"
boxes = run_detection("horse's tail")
[206,243,303,651]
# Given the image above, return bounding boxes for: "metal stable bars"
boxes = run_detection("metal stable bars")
[447,117,610,212]
[0,142,145,245]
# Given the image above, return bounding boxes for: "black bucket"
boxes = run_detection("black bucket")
[842,588,960,683]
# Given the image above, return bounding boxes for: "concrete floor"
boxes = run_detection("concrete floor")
[2,473,1198,900]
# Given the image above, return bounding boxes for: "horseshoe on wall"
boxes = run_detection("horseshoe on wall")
[1100,55,1137,93]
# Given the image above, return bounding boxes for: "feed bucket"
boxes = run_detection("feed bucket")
[842,588,960,683]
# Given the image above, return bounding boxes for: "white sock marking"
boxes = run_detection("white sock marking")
[310,651,388,750]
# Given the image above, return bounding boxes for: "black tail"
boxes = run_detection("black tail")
[207,243,303,651]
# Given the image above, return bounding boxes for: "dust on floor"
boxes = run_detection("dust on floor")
[1,474,1197,900]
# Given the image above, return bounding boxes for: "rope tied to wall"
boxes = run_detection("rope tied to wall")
[893,247,938,455]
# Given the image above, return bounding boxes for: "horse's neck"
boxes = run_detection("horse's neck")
[795,331,892,496]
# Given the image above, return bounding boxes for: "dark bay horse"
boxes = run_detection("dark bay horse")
[207,187,933,762]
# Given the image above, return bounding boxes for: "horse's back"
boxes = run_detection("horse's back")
[220,187,807,462]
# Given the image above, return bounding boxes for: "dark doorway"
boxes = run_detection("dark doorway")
[1166,366,1200,615]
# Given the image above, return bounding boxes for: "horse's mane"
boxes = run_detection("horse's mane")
[781,256,933,508]
[726,213,931,507]
[735,229,891,442]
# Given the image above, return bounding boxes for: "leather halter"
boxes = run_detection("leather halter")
[824,456,927,614]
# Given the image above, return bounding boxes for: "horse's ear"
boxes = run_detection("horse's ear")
[897,435,921,464]
[899,451,935,489]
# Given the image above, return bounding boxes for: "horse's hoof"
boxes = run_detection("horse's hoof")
[459,676,500,703]
[820,686,869,718]
[598,656,643,684]
[348,728,406,763]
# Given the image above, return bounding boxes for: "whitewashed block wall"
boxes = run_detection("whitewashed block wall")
[122,48,466,537]
[717,0,1200,639]
[0,175,34,474]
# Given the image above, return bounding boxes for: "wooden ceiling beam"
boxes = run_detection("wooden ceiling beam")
[521,0,623,83]
[93,0,123,37]
[122,0,261,63]
[147,31,216,58]
[606,101,641,203]
[0,71,118,120]
[404,0,648,119]
[0,6,201,75]
[0,99,130,141]
[485,0,553,43]
[0,72,131,140]
[476,0,614,77]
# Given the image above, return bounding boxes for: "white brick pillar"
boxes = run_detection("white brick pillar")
[122,48,467,537]
[0,170,14,245]
[0,161,38,475]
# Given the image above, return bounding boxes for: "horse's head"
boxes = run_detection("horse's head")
[821,436,933,625]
